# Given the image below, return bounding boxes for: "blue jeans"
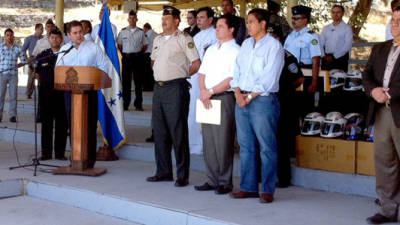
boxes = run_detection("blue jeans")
[235,94,280,194]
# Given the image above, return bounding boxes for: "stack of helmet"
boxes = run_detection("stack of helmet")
[301,112,325,136]
[321,112,347,138]
[343,113,365,140]
[329,69,346,89]
[344,70,363,91]
[364,125,374,142]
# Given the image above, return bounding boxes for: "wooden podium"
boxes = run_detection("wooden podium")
[52,66,111,176]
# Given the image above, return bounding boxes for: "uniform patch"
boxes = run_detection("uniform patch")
[288,63,298,74]
[188,42,195,49]
[41,63,48,66]
[311,39,318,45]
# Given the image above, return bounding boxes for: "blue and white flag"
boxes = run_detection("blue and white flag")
[95,6,127,150]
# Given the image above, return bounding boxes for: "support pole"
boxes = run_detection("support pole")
[55,0,65,33]
[286,0,298,24]
[239,0,247,18]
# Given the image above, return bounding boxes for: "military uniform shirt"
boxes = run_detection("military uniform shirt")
[279,50,303,94]
[117,27,148,53]
[151,30,200,82]
[193,26,218,60]
[284,26,322,65]
[36,48,57,88]
[145,29,157,54]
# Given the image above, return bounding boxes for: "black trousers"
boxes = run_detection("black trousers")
[321,53,349,72]
[277,91,298,185]
[122,52,144,109]
[65,91,98,168]
[143,53,154,91]
[40,88,68,158]
[152,79,190,181]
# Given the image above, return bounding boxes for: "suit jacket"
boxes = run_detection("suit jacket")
[362,40,400,127]
[183,25,200,37]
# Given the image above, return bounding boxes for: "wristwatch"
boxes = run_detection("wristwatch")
[208,88,214,95]
[247,94,253,100]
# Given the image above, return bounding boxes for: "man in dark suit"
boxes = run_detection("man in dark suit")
[183,10,200,37]
[362,6,400,224]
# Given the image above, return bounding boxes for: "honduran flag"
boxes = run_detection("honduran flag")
[95,5,127,150]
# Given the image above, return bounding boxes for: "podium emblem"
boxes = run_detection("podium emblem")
[65,67,79,84]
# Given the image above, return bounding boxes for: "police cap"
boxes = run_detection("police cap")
[163,6,181,18]
[292,5,312,17]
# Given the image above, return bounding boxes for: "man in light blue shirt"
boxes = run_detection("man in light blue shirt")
[229,8,284,203]
[57,20,108,169]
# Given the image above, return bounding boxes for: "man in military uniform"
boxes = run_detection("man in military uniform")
[267,0,292,44]
[284,5,322,117]
[117,10,148,111]
[35,29,68,161]
[269,23,304,188]
[146,6,200,187]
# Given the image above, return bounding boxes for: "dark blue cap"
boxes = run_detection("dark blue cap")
[292,5,312,17]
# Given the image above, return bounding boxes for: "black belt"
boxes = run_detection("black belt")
[240,91,251,94]
[123,52,142,56]
[213,91,233,97]
[155,78,186,87]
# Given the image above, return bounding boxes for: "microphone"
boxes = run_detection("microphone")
[56,43,76,65]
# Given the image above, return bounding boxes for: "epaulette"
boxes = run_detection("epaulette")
[307,30,315,34]
[138,28,143,30]
[122,27,127,30]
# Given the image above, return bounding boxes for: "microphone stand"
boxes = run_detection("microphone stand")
[8,49,72,176]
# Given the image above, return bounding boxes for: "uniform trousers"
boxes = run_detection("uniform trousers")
[321,53,349,72]
[122,52,144,110]
[202,92,235,187]
[0,74,18,120]
[143,52,154,91]
[152,79,190,181]
[374,106,400,221]
[40,87,67,158]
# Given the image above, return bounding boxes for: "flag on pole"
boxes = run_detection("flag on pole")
[95,6,127,150]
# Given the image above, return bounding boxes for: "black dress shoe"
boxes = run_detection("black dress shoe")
[146,175,173,182]
[9,117,17,123]
[194,182,216,191]
[135,107,144,111]
[55,156,68,161]
[174,179,189,187]
[367,213,396,224]
[215,185,232,194]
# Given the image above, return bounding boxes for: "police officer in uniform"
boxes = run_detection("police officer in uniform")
[269,24,304,187]
[35,29,68,160]
[146,6,200,187]
[117,10,148,111]
[284,5,322,117]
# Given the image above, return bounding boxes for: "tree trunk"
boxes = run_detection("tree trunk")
[348,0,373,41]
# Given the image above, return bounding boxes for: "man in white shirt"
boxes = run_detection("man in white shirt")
[56,20,108,169]
[320,5,353,72]
[32,19,55,57]
[117,10,148,111]
[194,14,240,195]
[188,7,218,155]
[91,7,118,42]
[81,20,93,42]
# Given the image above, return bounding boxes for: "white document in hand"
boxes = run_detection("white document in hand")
[196,99,221,125]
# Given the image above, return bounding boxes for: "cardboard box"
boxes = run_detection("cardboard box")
[356,141,375,176]
[296,136,356,174]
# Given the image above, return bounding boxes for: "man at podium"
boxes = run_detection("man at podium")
[56,20,108,168]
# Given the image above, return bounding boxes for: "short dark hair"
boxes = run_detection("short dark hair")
[66,20,83,33]
[4,28,13,35]
[267,0,280,12]
[332,5,345,13]
[50,28,63,37]
[80,20,92,33]
[222,0,234,6]
[217,14,239,37]
[143,23,152,29]
[392,0,400,10]
[197,7,214,18]
[46,19,54,25]
[188,10,197,18]
[35,23,43,30]
[129,10,137,17]
[248,8,270,30]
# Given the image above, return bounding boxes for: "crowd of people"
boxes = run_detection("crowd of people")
[0,0,399,223]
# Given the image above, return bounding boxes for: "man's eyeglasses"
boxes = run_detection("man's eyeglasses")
[292,16,305,21]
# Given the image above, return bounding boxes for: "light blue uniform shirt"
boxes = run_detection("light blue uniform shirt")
[230,34,284,96]
[193,26,218,61]
[56,40,108,73]
[284,26,321,65]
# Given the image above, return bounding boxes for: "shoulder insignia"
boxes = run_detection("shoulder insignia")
[188,42,195,49]
[307,30,315,34]
[288,63,299,74]
[138,28,143,30]
[122,27,127,30]
[311,39,318,45]
[183,31,189,37]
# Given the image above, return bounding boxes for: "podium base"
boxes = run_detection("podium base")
[52,166,107,176]
[96,145,119,161]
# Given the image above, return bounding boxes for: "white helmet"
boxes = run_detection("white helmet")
[329,69,346,89]
[344,113,365,140]
[301,112,325,136]
[344,70,363,91]
[320,112,347,138]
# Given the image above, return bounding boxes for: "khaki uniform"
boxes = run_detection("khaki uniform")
[151,30,199,81]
